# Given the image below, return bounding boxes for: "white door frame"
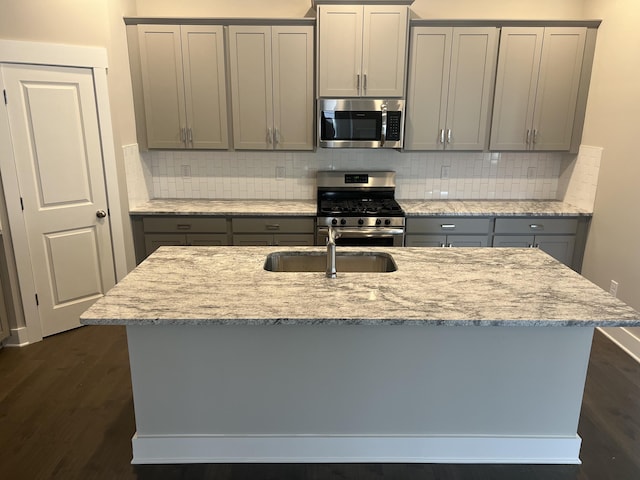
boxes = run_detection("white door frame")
[0,39,128,343]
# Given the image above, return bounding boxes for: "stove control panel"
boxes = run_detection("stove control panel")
[319,217,405,228]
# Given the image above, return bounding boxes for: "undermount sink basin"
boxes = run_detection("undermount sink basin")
[264,251,397,273]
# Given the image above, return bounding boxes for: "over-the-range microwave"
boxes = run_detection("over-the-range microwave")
[318,98,405,149]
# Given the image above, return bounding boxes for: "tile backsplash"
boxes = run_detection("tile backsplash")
[141,149,566,201]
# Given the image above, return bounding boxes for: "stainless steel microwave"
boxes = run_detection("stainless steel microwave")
[318,98,405,149]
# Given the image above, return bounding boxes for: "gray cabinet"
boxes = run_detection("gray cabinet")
[231,217,315,246]
[405,26,498,150]
[490,27,587,151]
[140,216,229,259]
[405,217,492,247]
[493,218,579,268]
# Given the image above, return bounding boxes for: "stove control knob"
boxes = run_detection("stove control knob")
[375,219,382,226]
[385,219,391,226]
[331,218,338,226]
[358,218,364,226]
[340,218,347,225]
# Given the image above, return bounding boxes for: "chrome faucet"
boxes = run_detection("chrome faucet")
[326,225,341,278]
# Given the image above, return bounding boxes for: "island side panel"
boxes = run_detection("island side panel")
[126,324,593,463]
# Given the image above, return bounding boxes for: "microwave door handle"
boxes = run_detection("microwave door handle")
[380,104,387,147]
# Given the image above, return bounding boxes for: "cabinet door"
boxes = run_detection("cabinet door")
[404,27,451,150]
[144,234,187,257]
[490,27,544,151]
[493,235,535,248]
[181,26,229,149]
[447,235,490,247]
[229,26,274,149]
[445,27,498,150]
[535,235,575,266]
[318,5,363,97]
[272,26,314,150]
[532,28,586,151]
[405,234,447,247]
[138,25,187,149]
[361,5,408,97]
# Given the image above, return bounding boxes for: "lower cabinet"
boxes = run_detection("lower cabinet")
[406,215,588,271]
[231,217,315,246]
[405,217,492,247]
[492,218,579,268]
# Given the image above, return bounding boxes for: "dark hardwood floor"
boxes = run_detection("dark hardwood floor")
[1,326,639,480]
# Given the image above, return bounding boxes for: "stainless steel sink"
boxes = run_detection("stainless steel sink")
[264,251,397,273]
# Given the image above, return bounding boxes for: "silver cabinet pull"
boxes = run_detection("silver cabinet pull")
[529,224,544,230]
[274,128,280,145]
[532,129,538,144]
[446,129,452,144]
[439,129,445,144]
[96,209,107,218]
[266,224,280,231]
[356,74,360,92]
[439,242,446,248]
[188,127,193,143]
[363,73,367,94]
[267,128,272,144]
[177,224,191,230]
[180,127,186,143]
[441,224,456,229]
[526,129,531,145]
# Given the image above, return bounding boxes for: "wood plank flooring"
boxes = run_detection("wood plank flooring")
[1,326,639,480]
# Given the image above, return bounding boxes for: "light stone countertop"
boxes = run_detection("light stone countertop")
[81,246,639,327]
[129,199,591,217]
[130,199,317,216]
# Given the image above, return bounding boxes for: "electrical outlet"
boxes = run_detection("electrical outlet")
[276,166,286,180]
[441,165,450,180]
[609,280,619,297]
[181,165,191,178]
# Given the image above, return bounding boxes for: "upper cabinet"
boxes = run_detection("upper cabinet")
[137,25,229,149]
[228,25,314,150]
[490,27,587,151]
[317,4,409,97]
[405,26,498,150]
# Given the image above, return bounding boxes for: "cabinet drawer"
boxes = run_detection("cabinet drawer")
[494,218,578,235]
[232,217,315,233]
[406,217,492,234]
[143,216,227,233]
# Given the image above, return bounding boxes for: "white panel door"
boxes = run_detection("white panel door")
[1,64,115,337]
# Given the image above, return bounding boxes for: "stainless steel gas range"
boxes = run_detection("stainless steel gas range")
[316,171,405,247]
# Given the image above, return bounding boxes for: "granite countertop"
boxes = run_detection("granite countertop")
[400,200,592,216]
[129,199,591,217]
[81,246,639,327]
[129,199,317,216]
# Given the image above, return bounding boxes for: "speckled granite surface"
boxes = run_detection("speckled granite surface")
[129,199,591,217]
[81,246,638,327]
[130,199,316,216]
[400,200,592,216]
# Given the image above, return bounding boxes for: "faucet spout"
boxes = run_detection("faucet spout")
[326,226,340,278]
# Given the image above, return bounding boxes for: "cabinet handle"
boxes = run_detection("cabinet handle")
[363,73,367,94]
[446,129,452,144]
[532,129,538,144]
[267,128,273,144]
[439,243,446,248]
[176,224,191,230]
[529,224,544,230]
[188,127,193,144]
[356,74,360,92]
[266,224,280,231]
[441,224,456,229]
[439,129,445,144]
[274,128,280,145]
[180,127,186,143]
[447,243,453,248]
[526,129,531,145]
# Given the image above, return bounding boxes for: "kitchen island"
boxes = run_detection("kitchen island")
[81,246,640,465]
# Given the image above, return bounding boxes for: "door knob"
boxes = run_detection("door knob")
[96,209,107,218]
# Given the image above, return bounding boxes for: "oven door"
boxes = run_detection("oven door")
[316,227,405,247]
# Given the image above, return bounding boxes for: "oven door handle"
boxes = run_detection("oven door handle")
[329,227,405,236]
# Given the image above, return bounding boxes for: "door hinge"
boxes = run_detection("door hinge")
[35,293,39,306]
[3,89,6,105]
[20,197,24,210]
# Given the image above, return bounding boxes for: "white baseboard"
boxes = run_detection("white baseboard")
[131,434,582,465]
[4,326,29,347]
[598,327,640,364]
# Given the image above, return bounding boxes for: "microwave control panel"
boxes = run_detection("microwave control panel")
[386,112,402,141]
